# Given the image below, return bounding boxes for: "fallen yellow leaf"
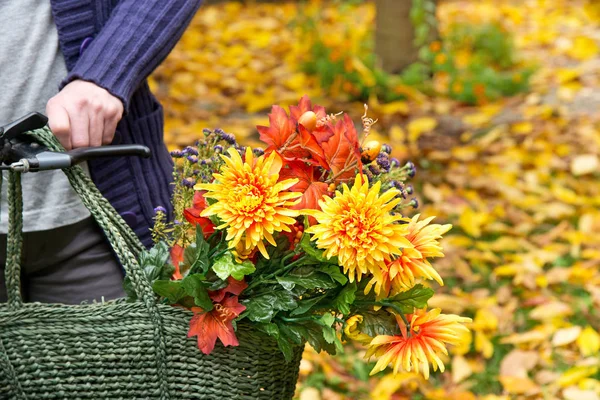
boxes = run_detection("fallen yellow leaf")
[511,121,533,134]
[379,101,409,116]
[299,387,322,400]
[577,326,600,356]
[529,301,573,320]
[563,387,599,400]
[452,355,473,383]
[370,373,422,400]
[459,208,488,238]
[501,328,551,345]
[499,376,540,395]
[571,154,599,176]
[558,366,599,387]
[500,350,539,378]
[552,326,582,347]
[567,36,599,61]
[407,117,437,143]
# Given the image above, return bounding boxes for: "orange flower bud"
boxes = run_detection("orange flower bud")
[298,111,317,131]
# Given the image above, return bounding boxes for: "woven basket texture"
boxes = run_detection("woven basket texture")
[0,127,303,399]
[0,304,303,399]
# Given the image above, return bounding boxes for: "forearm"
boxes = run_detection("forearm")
[62,0,203,111]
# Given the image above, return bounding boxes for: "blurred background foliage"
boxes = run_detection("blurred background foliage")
[150,0,600,399]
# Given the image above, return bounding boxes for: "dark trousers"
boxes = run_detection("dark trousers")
[0,217,125,304]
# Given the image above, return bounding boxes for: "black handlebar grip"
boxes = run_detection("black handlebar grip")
[67,145,152,164]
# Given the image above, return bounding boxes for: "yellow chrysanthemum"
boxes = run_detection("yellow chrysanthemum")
[196,148,301,258]
[305,175,412,282]
[367,214,452,299]
[366,308,472,379]
[344,315,373,345]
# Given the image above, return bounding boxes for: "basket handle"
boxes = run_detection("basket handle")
[3,127,155,308]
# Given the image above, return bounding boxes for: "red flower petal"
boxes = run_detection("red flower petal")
[170,244,184,280]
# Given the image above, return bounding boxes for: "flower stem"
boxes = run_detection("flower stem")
[246,254,304,291]
[327,159,358,184]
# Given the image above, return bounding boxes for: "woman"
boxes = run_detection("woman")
[0,0,202,304]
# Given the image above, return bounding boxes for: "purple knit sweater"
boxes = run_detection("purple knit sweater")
[49,0,203,247]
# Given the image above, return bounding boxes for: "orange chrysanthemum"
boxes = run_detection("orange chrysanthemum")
[367,214,451,299]
[305,175,412,282]
[366,308,471,378]
[196,147,302,258]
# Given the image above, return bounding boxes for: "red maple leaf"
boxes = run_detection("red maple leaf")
[342,113,362,164]
[297,125,329,169]
[257,105,296,150]
[312,125,335,144]
[183,191,215,237]
[280,161,330,211]
[320,115,363,184]
[187,294,246,355]
[289,95,327,123]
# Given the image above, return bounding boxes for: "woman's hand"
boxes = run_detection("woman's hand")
[46,80,124,150]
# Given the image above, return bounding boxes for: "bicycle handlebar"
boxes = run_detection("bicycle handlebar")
[10,145,152,172]
[0,113,152,173]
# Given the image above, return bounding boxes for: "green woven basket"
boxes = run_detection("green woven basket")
[0,128,303,400]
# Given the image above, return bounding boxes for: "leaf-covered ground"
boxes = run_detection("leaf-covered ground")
[151,0,600,398]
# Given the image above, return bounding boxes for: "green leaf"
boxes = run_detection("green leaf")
[303,323,337,354]
[299,235,337,264]
[315,315,343,353]
[152,280,186,304]
[241,290,298,323]
[290,294,326,316]
[277,335,294,362]
[358,311,400,337]
[332,282,357,315]
[127,242,174,301]
[320,313,335,327]
[139,241,172,281]
[191,226,211,274]
[182,226,212,276]
[385,284,434,313]
[277,322,304,345]
[322,325,337,344]
[181,274,213,311]
[256,322,280,338]
[320,265,347,285]
[206,278,228,291]
[276,268,336,291]
[213,253,256,281]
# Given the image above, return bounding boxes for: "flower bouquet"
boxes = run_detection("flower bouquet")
[130,96,471,397]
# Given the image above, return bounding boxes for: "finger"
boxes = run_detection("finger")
[102,104,120,145]
[88,102,103,147]
[46,100,72,150]
[69,103,90,149]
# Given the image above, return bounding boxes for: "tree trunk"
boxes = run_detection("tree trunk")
[375,0,418,74]
[375,0,438,74]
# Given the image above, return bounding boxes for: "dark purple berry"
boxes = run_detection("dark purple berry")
[410,197,419,209]
[376,153,390,172]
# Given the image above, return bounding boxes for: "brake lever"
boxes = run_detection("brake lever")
[0,113,48,143]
